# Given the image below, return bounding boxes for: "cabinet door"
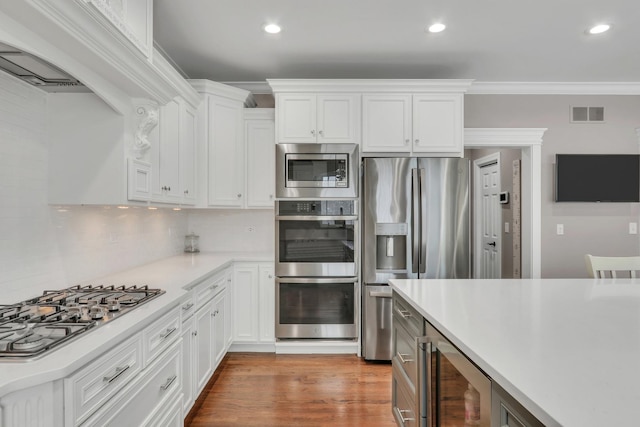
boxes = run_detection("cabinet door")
[276,94,317,143]
[245,117,275,208]
[212,290,226,367]
[156,100,181,203]
[362,94,411,152]
[180,317,195,415]
[194,303,213,395]
[232,264,259,342]
[412,94,463,156]
[207,95,245,207]
[316,94,360,144]
[224,270,233,348]
[258,264,275,343]
[180,102,197,205]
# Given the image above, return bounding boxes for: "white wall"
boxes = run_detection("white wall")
[0,74,187,301]
[465,94,640,278]
[187,209,274,253]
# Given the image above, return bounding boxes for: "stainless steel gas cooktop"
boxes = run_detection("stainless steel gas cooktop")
[0,284,164,360]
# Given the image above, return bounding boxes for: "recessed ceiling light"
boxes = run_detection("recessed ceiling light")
[264,24,281,34]
[427,23,446,33]
[587,24,611,35]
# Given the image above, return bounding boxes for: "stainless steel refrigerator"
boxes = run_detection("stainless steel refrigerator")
[361,157,470,360]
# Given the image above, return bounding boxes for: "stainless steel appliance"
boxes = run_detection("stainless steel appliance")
[275,277,357,339]
[275,199,358,339]
[420,321,491,427]
[276,199,358,277]
[0,284,164,360]
[276,143,358,198]
[362,157,470,360]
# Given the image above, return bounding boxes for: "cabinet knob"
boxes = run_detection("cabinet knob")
[310,130,315,136]
[237,193,242,198]
[269,194,273,199]
[414,139,419,145]
[319,130,324,136]
[268,275,273,279]
[184,189,189,195]
[405,139,410,145]
[168,186,171,191]
[192,331,197,336]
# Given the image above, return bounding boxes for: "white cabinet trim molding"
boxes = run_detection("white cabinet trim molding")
[468,81,640,95]
[267,79,474,93]
[132,101,158,159]
[464,128,546,279]
[189,79,254,106]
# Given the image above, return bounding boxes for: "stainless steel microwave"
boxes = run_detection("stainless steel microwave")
[276,143,359,198]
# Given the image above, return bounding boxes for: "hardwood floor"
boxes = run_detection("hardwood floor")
[187,353,396,427]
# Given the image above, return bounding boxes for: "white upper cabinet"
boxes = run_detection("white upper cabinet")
[245,109,275,208]
[180,101,197,205]
[191,80,254,208]
[362,93,465,156]
[274,93,360,144]
[361,94,412,152]
[151,100,181,203]
[269,79,472,157]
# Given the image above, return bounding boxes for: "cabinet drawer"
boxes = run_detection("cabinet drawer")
[392,362,418,427]
[142,306,181,366]
[83,340,181,427]
[65,334,142,425]
[194,270,227,309]
[393,296,422,337]
[180,291,197,322]
[393,320,418,392]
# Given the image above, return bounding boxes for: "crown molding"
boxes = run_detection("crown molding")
[464,128,547,147]
[267,79,475,93]
[151,49,200,109]
[189,79,254,105]
[468,82,640,95]
[223,81,273,94]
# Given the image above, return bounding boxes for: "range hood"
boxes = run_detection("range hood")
[0,41,88,92]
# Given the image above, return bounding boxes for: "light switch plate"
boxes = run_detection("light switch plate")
[630,222,638,235]
[556,224,564,235]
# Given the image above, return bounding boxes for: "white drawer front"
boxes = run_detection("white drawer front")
[142,306,181,366]
[83,340,182,427]
[180,291,197,322]
[194,270,227,309]
[66,334,142,425]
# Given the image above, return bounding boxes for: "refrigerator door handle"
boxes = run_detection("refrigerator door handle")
[419,168,427,274]
[411,168,420,274]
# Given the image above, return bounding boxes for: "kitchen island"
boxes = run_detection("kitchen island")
[389,278,640,427]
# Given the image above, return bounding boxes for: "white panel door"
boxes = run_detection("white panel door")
[480,161,501,279]
[180,316,195,414]
[316,94,360,144]
[276,94,317,143]
[212,290,226,366]
[232,265,259,342]
[246,118,275,208]
[194,303,213,395]
[258,264,275,343]
[362,94,411,152]
[412,94,462,155]
[158,100,181,203]
[208,96,245,207]
[180,102,197,205]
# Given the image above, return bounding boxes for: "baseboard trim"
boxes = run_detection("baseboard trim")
[275,340,359,354]
[228,342,276,353]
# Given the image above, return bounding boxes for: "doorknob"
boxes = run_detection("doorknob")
[488,242,496,247]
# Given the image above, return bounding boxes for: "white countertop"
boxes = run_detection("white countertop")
[0,251,272,397]
[389,278,640,427]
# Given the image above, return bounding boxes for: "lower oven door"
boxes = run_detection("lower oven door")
[275,277,358,339]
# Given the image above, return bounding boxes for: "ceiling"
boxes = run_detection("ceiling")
[153,0,640,90]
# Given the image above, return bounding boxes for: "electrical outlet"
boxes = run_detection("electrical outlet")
[630,222,638,235]
[556,224,564,235]
[504,222,510,233]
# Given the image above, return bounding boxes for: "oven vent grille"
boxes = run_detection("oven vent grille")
[571,106,604,123]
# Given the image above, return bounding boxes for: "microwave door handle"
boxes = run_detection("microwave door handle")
[419,168,427,275]
[411,168,420,274]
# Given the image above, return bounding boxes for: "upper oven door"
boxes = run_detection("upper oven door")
[276,143,359,198]
[276,200,358,277]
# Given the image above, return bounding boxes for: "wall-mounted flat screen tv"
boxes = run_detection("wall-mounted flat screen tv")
[555,154,640,202]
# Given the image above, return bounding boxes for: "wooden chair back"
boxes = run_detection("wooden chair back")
[585,254,640,278]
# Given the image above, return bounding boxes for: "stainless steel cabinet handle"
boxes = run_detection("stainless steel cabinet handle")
[160,327,177,340]
[369,290,392,298]
[160,374,177,391]
[397,353,414,364]
[182,302,194,311]
[396,408,415,424]
[394,306,412,319]
[411,168,420,274]
[209,284,219,290]
[103,365,130,383]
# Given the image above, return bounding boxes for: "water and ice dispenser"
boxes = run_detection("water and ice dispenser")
[375,223,408,271]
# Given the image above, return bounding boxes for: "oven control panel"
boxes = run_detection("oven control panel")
[277,200,356,216]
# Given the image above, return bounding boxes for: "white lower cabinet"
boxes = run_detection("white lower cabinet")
[231,262,275,351]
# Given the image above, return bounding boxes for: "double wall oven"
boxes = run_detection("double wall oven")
[275,144,359,340]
